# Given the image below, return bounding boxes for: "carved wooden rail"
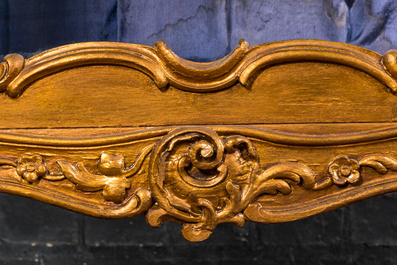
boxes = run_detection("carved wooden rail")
[1,39,397,241]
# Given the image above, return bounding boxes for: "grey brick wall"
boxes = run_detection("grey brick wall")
[1,0,397,264]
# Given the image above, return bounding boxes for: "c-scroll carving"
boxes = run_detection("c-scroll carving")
[145,127,333,241]
[2,126,397,241]
[0,54,24,93]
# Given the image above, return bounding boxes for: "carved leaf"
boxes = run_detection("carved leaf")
[359,155,397,173]
[57,160,131,203]
[255,163,317,190]
[57,160,109,191]
[0,158,17,167]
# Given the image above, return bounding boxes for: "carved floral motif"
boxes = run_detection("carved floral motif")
[16,154,47,183]
[1,127,397,241]
[143,128,397,241]
[57,145,152,203]
[146,128,332,241]
[98,152,126,176]
[0,144,153,204]
[328,155,361,185]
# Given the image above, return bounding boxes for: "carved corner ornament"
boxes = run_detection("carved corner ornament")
[1,39,397,241]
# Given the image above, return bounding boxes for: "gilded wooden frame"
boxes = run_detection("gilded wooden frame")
[1,39,397,241]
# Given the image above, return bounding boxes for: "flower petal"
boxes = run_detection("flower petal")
[16,165,26,176]
[36,165,47,176]
[335,156,350,165]
[349,161,360,170]
[30,155,44,164]
[19,154,43,164]
[98,153,125,176]
[24,172,39,183]
[347,171,361,184]
[331,169,347,185]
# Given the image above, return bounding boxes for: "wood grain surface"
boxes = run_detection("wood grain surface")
[1,39,397,241]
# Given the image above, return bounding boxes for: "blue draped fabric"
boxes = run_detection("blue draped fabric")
[1,0,396,59]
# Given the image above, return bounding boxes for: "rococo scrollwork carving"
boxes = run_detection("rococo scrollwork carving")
[145,127,328,241]
[4,39,397,242]
[1,147,152,202]
[2,127,397,241]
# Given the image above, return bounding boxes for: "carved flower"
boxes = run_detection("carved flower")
[16,154,47,183]
[328,155,360,185]
[98,152,125,176]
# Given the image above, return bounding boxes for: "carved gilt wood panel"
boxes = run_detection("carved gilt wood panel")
[0,40,397,241]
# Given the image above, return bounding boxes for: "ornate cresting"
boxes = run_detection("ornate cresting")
[1,39,397,97]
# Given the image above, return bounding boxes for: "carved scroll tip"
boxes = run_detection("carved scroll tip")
[383,50,397,79]
[0,63,5,81]
[237,39,250,50]
[0,54,25,96]
[131,188,153,215]
[154,40,167,50]
[382,50,397,93]
[154,40,172,58]
[181,224,213,242]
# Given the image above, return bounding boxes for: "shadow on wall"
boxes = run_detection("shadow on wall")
[2,192,397,264]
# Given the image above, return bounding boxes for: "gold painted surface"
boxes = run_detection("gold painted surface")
[0,40,397,241]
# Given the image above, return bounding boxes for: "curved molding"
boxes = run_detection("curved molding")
[2,125,397,147]
[2,39,397,242]
[238,40,397,92]
[154,39,251,91]
[0,181,152,219]
[0,54,25,93]
[1,126,397,241]
[244,177,397,224]
[1,39,397,97]
[155,39,250,78]
[2,42,169,98]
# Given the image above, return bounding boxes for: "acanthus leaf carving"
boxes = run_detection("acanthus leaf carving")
[56,160,131,203]
[0,144,153,204]
[359,154,397,173]
[1,127,397,241]
[146,127,335,241]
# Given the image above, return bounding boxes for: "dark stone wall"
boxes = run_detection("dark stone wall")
[0,0,397,264]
